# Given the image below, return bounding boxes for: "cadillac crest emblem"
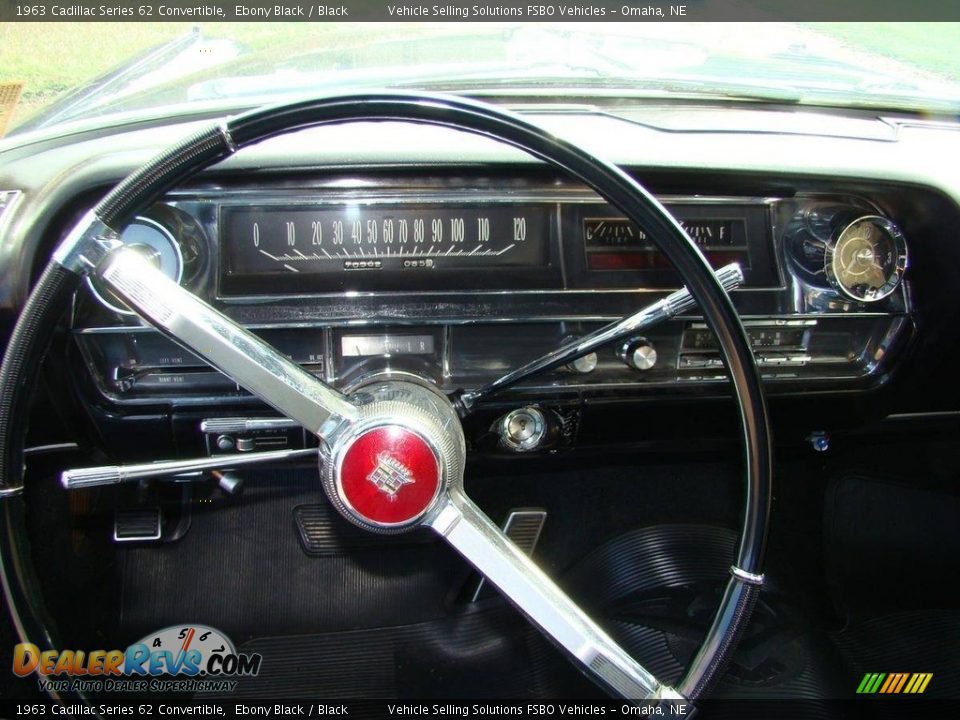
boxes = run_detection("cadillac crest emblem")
[367,452,415,500]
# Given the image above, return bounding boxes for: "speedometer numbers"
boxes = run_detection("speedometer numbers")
[223,205,545,277]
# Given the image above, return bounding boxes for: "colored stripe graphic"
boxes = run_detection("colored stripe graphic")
[892,673,910,693]
[857,672,932,694]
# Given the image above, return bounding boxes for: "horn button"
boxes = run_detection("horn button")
[337,426,440,526]
[323,380,464,533]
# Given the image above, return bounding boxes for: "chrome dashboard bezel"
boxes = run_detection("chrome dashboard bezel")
[69,185,912,408]
[158,187,790,302]
[824,214,909,303]
[86,214,184,315]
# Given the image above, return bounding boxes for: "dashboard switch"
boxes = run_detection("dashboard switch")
[499,407,548,452]
[618,338,658,371]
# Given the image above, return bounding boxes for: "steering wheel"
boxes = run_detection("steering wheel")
[0,93,771,705]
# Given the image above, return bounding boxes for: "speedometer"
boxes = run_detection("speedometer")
[219,202,553,295]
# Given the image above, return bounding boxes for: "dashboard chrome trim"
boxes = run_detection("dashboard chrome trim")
[23,442,79,456]
[164,189,787,300]
[72,312,904,335]
[86,214,184,316]
[68,184,911,408]
[460,263,744,410]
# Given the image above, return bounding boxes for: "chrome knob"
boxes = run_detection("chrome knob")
[562,336,598,374]
[499,407,548,452]
[568,353,598,374]
[619,338,657,371]
[212,470,244,495]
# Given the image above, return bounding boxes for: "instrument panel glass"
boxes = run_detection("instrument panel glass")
[219,203,555,295]
[828,216,907,302]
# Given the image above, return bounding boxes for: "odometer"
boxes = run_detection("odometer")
[219,203,553,295]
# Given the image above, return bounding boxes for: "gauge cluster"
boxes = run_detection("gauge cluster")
[69,181,914,413]
[162,191,787,297]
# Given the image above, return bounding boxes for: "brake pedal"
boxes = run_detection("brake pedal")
[113,507,162,543]
[470,508,546,602]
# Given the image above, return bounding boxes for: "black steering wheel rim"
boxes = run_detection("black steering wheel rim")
[0,92,772,703]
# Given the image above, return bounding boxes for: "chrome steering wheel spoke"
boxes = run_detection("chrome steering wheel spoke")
[457,262,744,413]
[97,246,358,441]
[429,490,678,700]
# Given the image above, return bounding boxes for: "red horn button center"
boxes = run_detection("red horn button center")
[337,426,441,526]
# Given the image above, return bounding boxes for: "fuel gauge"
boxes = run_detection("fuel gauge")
[825,216,907,302]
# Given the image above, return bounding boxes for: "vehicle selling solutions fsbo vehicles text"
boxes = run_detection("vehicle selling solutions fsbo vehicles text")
[386,4,687,17]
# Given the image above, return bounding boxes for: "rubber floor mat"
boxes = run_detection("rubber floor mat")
[190,523,841,708]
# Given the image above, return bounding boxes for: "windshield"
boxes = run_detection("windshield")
[2,21,959,135]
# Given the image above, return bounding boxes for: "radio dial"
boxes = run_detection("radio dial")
[562,336,598,374]
[618,338,657,371]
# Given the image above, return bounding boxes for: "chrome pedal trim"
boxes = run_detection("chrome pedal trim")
[113,507,163,543]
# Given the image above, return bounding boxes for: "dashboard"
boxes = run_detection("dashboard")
[69,176,917,458]
[2,103,959,461]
